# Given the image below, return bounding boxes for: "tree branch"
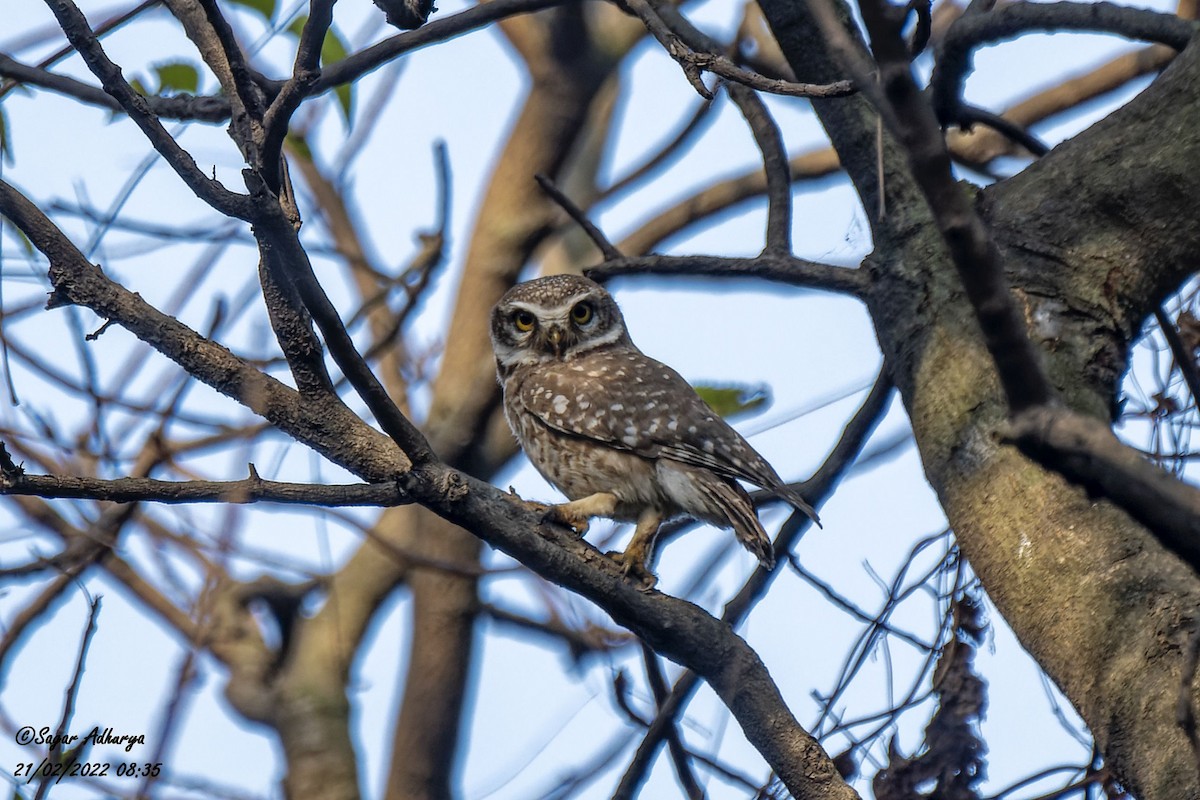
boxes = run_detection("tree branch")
[316,0,566,91]
[726,82,793,254]
[932,1,1198,127]
[42,0,257,219]
[613,369,893,798]
[0,52,233,121]
[261,0,336,189]
[813,0,1056,412]
[0,468,410,508]
[625,0,854,100]
[1007,406,1200,575]
[587,253,866,296]
[0,177,407,482]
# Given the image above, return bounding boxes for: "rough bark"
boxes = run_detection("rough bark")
[760,0,1200,794]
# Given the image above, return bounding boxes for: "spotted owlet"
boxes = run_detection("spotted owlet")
[490,274,819,583]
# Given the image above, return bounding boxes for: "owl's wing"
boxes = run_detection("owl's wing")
[516,349,818,523]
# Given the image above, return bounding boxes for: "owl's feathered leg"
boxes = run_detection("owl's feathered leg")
[612,508,664,590]
[544,491,618,536]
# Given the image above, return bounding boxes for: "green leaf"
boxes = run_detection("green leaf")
[153,61,200,94]
[285,131,313,161]
[320,25,348,66]
[694,383,771,420]
[226,0,277,21]
[128,77,149,96]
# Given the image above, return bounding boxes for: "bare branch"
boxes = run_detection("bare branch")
[262,0,337,189]
[641,644,706,800]
[612,370,893,798]
[535,173,623,261]
[252,208,437,465]
[726,82,793,254]
[932,1,1197,127]
[0,467,411,508]
[316,0,566,91]
[624,0,854,100]
[0,52,233,121]
[587,253,866,297]
[0,177,407,481]
[42,0,256,219]
[812,0,1055,412]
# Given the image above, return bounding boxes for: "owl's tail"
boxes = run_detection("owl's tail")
[697,476,776,570]
[772,484,822,528]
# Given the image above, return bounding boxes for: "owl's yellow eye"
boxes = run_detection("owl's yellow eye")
[513,311,536,332]
[570,302,593,326]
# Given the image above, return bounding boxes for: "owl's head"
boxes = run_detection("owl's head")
[491,275,633,373]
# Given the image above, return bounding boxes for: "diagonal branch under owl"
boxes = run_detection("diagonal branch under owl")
[491,274,819,586]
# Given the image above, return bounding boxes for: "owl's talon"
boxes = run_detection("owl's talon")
[543,504,590,536]
[606,549,658,591]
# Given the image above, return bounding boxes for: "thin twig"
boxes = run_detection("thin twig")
[535,174,622,261]
[612,370,893,798]
[34,594,102,800]
[932,1,1197,127]
[726,82,792,254]
[642,644,706,800]
[1156,307,1200,415]
[42,0,255,219]
[625,0,854,100]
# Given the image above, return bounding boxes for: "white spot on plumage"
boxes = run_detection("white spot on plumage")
[552,395,568,414]
[667,420,678,432]
[611,403,624,412]
[703,440,715,453]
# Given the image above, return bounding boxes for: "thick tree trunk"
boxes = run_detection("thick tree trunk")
[760,1,1200,795]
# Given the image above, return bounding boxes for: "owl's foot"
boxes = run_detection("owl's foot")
[607,549,658,591]
[539,492,619,537]
[542,504,590,536]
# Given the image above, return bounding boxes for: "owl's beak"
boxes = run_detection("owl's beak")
[546,326,564,356]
